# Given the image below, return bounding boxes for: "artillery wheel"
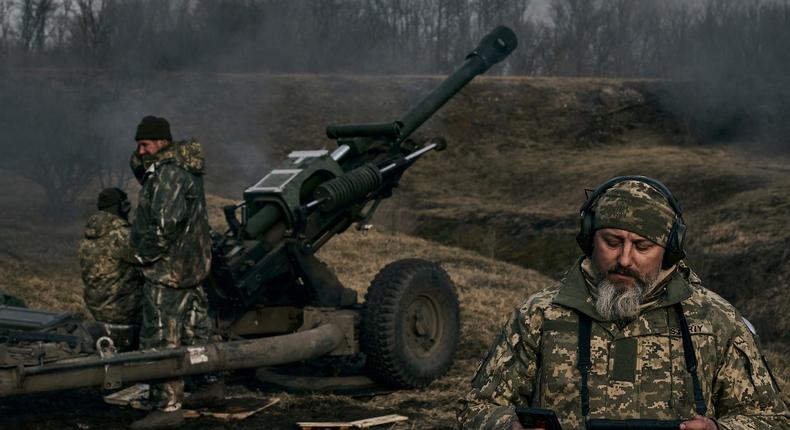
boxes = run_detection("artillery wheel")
[360,258,459,388]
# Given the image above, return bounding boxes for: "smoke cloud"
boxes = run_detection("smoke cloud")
[0,0,787,218]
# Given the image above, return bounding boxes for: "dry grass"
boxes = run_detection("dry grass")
[3,208,783,428]
[319,229,553,360]
[0,199,553,428]
[0,73,787,427]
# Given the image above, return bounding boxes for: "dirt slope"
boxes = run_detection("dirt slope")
[0,72,787,427]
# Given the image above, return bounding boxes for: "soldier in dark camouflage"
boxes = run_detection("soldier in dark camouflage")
[121,116,216,430]
[458,177,789,430]
[78,188,142,324]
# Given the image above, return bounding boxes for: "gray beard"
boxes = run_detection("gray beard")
[594,279,644,321]
[591,265,660,322]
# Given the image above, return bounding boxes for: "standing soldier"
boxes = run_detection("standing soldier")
[121,116,216,429]
[78,188,142,326]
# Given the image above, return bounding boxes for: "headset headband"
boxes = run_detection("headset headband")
[579,175,683,219]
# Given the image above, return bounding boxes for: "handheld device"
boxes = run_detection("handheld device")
[516,407,563,430]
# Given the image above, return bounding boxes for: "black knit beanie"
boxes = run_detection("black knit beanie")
[97,188,127,210]
[135,115,172,141]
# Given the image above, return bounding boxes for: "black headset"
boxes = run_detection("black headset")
[118,189,131,216]
[576,175,687,269]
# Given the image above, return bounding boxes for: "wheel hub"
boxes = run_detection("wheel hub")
[405,295,442,356]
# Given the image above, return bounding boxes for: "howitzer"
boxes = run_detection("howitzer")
[206,25,516,388]
[0,26,517,398]
[210,25,517,311]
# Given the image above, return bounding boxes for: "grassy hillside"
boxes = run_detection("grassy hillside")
[0,72,787,427]
[140,72,786,348]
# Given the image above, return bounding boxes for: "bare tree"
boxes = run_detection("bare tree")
[547,0,605,76]
[17,0,55,53]
[73,0,113,62]
[0,0,13,54]
[48,0,73,51]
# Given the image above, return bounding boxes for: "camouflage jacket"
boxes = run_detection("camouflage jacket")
[78,211,142,323]
[458,259,788,430]
[129,140,212,288]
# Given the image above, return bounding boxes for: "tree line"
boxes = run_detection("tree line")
[0,0,788,217]
[0,0,786,79]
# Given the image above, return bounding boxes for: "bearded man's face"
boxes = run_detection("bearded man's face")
[590,228,665,321]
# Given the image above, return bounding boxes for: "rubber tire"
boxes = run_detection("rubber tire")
[360,258,460,388]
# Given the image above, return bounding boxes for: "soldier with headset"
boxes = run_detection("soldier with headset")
[458,176,788,429]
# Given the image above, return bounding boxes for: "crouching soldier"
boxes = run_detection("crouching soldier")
[78,188,142,334]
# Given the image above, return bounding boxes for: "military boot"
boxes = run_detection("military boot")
[129,409,184,429]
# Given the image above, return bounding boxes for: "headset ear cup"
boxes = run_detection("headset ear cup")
[662,220,687,268]
[120,199,132,216]
[576,211,595,256]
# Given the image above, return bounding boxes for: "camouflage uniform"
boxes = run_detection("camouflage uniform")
[458,259,789,429]
[78,210,142,324]
[129,140,213,412]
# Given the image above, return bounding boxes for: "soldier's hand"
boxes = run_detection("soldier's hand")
[680,415,718,430]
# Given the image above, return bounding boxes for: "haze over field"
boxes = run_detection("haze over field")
[0,1,788,428]
[1,0,789,200]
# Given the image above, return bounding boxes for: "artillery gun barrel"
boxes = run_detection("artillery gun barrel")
[305,137,446,212]
[326,122,401,140]
[0,323,344,397]
[379,138,446,174]
[243,203,282,240]
[396,26,517,140]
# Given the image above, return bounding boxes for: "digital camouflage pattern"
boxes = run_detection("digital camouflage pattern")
[78,210,142,324]
[594,180,676,247]
[458,259,789,429]
[129,140,212,289]
[139,281,212,411]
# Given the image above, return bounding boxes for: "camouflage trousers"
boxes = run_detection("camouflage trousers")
[140,282,212,412]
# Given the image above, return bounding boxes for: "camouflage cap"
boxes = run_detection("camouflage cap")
[594,180,676,246]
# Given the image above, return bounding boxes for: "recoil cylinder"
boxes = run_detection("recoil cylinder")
[314,164,383,212]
